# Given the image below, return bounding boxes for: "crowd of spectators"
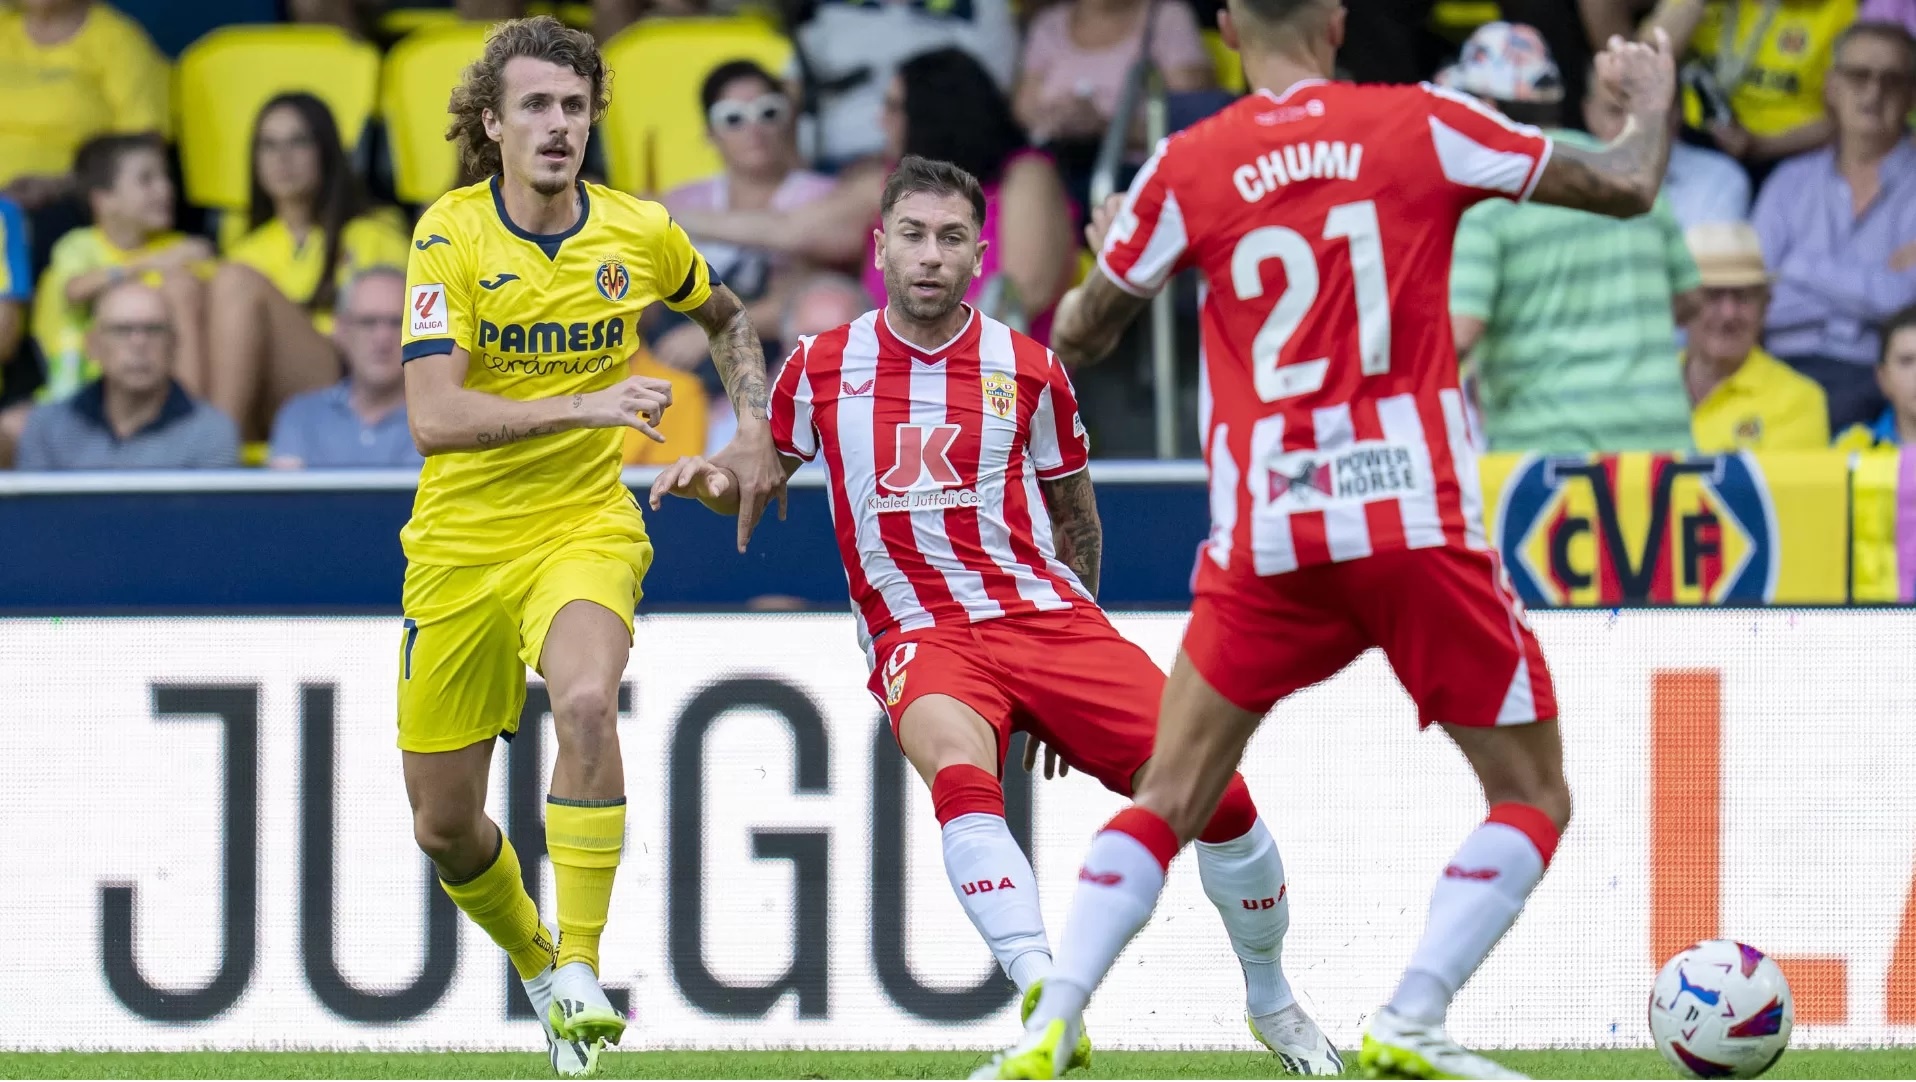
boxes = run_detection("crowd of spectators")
[0,0,1911,474]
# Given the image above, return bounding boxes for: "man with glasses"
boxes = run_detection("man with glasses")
[1753,19,1916,431]
[14,279,237,469]
[268,266,422,469]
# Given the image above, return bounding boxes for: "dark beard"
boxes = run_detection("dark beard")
[883,266,963,323]
[529,170,572,198]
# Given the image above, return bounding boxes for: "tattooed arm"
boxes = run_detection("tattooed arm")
[1530,31,1678,218]
[682,283,786,549]
[1040,469,1102,598]
[403,347,674,455]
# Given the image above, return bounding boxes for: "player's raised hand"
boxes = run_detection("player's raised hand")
[577,376,674,441]
[647,455,736,512]
[1084,193,1125,253]
[1019,735,1070,780]
[1597,28,1676,116]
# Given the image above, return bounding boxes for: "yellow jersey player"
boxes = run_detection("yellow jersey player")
[397,16,783,1076]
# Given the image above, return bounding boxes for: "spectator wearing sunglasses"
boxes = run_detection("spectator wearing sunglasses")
[647,60,834,376]
[266,266,420,469]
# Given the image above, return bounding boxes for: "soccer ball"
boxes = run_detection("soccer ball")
[1648,940,1793,1079]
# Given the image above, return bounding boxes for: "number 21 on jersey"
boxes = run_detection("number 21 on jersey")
[1231,199,1391,402]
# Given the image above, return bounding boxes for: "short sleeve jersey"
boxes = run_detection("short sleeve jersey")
[400,176,713,565]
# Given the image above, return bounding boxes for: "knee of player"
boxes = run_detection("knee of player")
[550,684,620,742]
[411,807,485,863]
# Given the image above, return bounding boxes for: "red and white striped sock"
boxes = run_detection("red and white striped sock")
[1389,802,1561,1025]
[1028,806,1180,1029]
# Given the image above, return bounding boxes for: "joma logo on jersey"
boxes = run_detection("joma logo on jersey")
[476,318,625,354]
[1265,442,1421,505]
[1492,453,1776,606]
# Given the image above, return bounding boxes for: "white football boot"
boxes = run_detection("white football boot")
[522,937,597,1077]
[549,958,627,1057]
[1360,1006,1528,1080]
[1248,1001,1345,1075]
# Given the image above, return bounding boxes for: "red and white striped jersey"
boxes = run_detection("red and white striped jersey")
[770,306,1094,652]
[1098,79,1554,576]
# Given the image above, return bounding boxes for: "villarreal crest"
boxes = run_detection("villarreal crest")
[982,372,1017,420]
[596,259,630,301]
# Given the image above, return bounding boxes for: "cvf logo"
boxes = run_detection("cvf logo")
[879,424,963,492]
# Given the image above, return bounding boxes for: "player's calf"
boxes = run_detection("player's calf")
[933,763,1053,993]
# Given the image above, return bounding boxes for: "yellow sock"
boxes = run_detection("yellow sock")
[438,829,554,981]
[546,796,626,974]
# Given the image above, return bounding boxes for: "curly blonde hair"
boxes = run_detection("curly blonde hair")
[447,15,610,182]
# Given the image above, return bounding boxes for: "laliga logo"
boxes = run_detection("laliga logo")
[1494,453,1778,606]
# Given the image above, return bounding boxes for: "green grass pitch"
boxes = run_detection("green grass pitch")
[1,1050,1912,1079]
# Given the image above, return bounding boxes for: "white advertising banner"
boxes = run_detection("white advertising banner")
[2,611,1913,1052]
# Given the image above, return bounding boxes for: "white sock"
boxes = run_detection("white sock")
[941,812,1052,993]
[1030,818,1171,1029]
[1389,819,1549,1025]
[1196,817,1296,1017]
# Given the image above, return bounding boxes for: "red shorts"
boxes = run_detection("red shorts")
[867,607,1161,792]
[1184,545,1557,727]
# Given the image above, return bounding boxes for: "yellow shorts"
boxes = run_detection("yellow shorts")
[396,525,654,753]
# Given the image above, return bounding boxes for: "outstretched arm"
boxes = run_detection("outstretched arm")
[1529,31,1678,218]
[1040,468,1101,597]
[682,284,786,548]
[648,452,802,518]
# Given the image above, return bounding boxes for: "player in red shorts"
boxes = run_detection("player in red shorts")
[652,155,1340,1074]
[975,3,1683,1079]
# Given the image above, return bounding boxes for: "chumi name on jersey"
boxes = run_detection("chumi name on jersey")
[1265,440,1423,506]
[1233,141,1364,203]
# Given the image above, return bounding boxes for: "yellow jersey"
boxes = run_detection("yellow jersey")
[1688,346,1831,452]
[1687,0,1857,137]
[401,176,714,567]
[31,226,211,400]
[228,211,410,334]
[0,3,170,187]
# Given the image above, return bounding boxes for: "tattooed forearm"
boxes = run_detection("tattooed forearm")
[689,284,772,422]
[1041,470,1103,598]
[1053,277,1150,369]
[1531,115,1667,218]
[474,422,560,448]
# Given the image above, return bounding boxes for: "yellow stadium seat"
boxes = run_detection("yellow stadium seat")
[176,26,380,211]
[600,17,793,196]
[1431,1,1501,38]
[382,23,493,206]
[1202,29,1245,94]
[376,8,465,39]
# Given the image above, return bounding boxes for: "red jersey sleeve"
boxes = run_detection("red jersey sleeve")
[1095,139,1189,297]
[768,342,817,462]
[1029,349,1090,480]
[1417,83,1554,203]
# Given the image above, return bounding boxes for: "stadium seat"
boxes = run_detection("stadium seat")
[599,17,794,196]
[382,23,494,206]
[176,25,381,211]
[1202,29,1245,94]
[1431,1,1501,39]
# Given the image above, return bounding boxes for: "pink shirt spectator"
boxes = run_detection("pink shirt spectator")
[664,170,837,300]
[1019,1,1211,123]
[1860,0,1916,33]
[861,150,1074,343]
